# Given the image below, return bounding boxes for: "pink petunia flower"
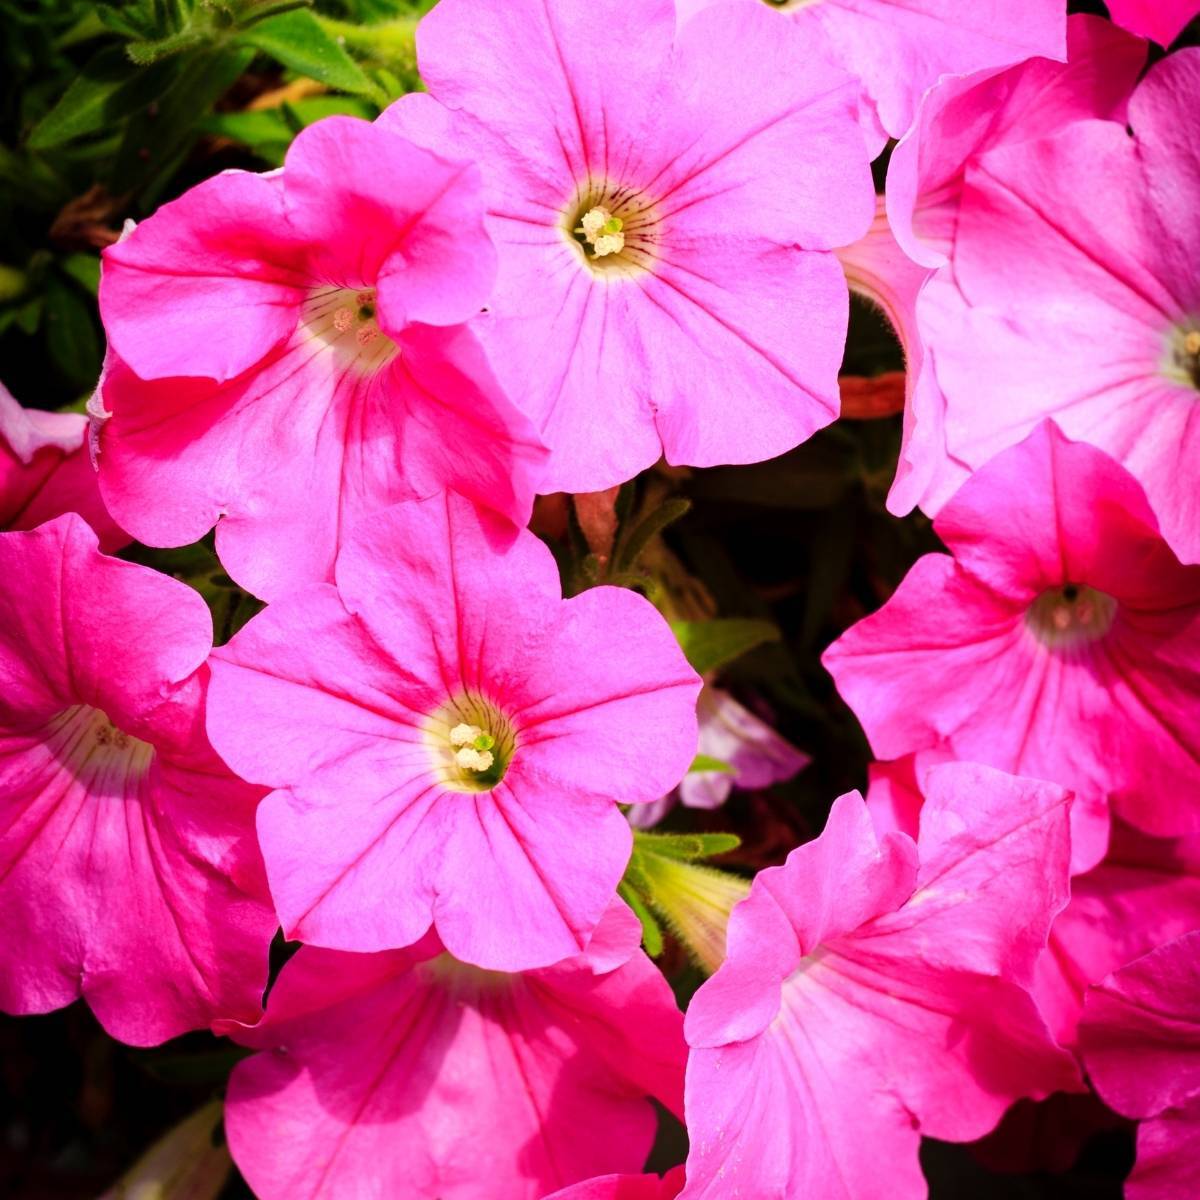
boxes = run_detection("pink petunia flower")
[676,0,1066,147]
[681,762,1080,1200]
[630,685,808,828]
[1035,821,1200,1048]
[96,116,546,601]
[823,422,1200,861]
[834,14,1145,516]
[1107,0,1199,46]
[222,902,687,1200]
[380,0,875,493]
[1080,931,1200,1200]
[907,49,1200,562]
[867,757,1200,1048]
[0,515,275,1045]
[207,492,701,971]
[1,378,126,551]
[544,1168,685,1200]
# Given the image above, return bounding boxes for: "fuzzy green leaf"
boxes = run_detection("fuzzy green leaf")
[632,830,741,862]
[237,9,376,95]
[670,617,780,676]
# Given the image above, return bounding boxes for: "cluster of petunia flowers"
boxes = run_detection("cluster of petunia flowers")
[3,0,1200,1197]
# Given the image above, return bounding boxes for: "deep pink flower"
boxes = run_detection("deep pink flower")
[223,903,686,1200]
[544,1168,685,1200]
[1107,0,1199,45]
[909,49,1200,561]
[833,14,1145,516]
[1035,821,1200,1048]
[0,515,275,1045]
[1,379,126,550]
[677,0,1065,146]
[631,685,808,828]
[1080,932,1200,1200]
[380,0,874,493]
[96,116,546,601]
[681,762,1079,1200]
[823,423,1200,858]
[207,492,700,970]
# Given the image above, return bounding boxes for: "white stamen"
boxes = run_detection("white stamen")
[578,206,625,258]
[454,746,495,772]
[449,723,483,747]
[592,232,624,257]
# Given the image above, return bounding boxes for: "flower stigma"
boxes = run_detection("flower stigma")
[426,696,516,792]
[302,286,398,372]
[577,207,626,258]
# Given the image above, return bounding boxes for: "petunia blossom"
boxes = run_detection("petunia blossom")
[207,492,701,971]
[223,902,686,1200]
[1,378,126,550]
[823,422,1200,858]
[834,14,1145,516]
[681,762,1080,1200]
[1106,0,1199,46]
[381,0,874,493]
[630,685,808,828]
[0,515,275,1045]
[676,0,1066,147]
[544,1168,685,1200]
[908,49,1200,561]
[1035,821,1200,1048]
[1080,931,1200,1200]
[96,116,546,601]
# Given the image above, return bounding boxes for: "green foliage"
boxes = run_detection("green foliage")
[671,617,781,677]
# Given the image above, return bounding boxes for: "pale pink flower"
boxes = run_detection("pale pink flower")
[630,685,808,828]
[0,378,126,550]
[1107,0,1199,45]
[676,0,1065,146]
[834,14,1146,516]
[681,762,1080,1200]
[1081,931,1200,1200]
[381,0,874,492]
[96,116,546,601]
[908,49,1200,561]
[0,515,275,1045]
[207,492,700,970]
[823,423,1200,859]
[223,903,686,1200]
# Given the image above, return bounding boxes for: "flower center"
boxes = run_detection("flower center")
[47,705,155,783]
[1026,583,1118,649]
[300,287,398,372]
[564,185,660,277]
[425,693,516,792]
[1170,326,1200,390]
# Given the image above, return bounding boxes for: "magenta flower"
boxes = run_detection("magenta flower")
[545,1169,684,1200]
[677,0,1065,146]
[223,903,686,1200]
[381,0,874,492]
[96,116,546,601]
[631,685,808,828]
[0,515,275,1045]
[1081,931,1200,1200]
[1107,0,1199,45]
[909,49,1200,561]
[823,423,1200,860]
[681,763,1080,1200]
[207,492,700,969]
[1,378,126,551]
[1035,821,1200,1047]
[837,14,1145,516]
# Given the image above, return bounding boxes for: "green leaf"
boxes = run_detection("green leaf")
[59,253,101,295]
[43,276,102,388]
[614,497,691,571]
[617,879,663,957]
[28,45,178,149]
[689,753,735,775]
[237,9,376,96]
[670,617,780,676]
[632,830,741,863]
